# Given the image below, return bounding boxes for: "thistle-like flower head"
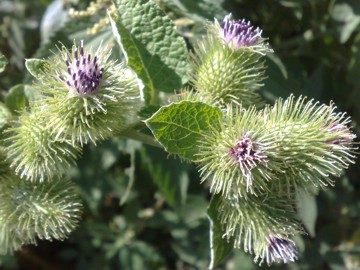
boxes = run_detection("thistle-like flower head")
[261,95,357,190]
[219,14,263,48]
[189,14,272,108]
[35,40,140,145]
[215,193,302,264]
[195,105,277,198]
[59,40,103,96]
[325,121,355,148]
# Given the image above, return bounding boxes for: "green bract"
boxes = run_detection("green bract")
[195,104,278,198]
[0,224,29,255]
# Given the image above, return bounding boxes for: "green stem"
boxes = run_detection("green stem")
[150,86,158,105]
[119,128,163,149]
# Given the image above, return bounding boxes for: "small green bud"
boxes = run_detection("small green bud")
[5,111,82,182]
[0,177,82,253]
[262,95,357,191]
[0,223,34,255]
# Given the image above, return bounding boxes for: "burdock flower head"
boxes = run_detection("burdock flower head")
[228,133,268,191]
[195,105,279,198]
[219,14,263,49]
[189,14,272,108]
[260,95,357,191]
[229,133,266,171]
[325,121,355,149]
[34,40,140,145]
[0,177,82,253]
[214,193,302,265]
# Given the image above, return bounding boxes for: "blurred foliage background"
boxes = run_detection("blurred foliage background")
[0,0,359,269]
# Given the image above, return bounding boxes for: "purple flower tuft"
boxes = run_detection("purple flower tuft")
[59,40,104,95]
[219,14,263,48]
[326,122,355,146]
[266,236,297,264]
[228,133,267,191]
[229,133,265,173]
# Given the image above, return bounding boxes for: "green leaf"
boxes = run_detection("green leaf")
[266,53,288,79]
[145,101,222,160]
[207,194,234,269]
[296,189,317,237]
[162,196,209,268]
[25,59,49,80]
[0,103,11,130]
[0,53,8,73]
[118,240,163,270]
[5,84,42,114]
[142,145,190,207]
[179,195,208,224]
[109,0,190,104]
[160,0,227,22]
[331,3,360,43]
[138,104,161,119]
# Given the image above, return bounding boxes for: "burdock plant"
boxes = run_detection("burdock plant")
[0,1,357,268]
[146,11,357,267]
[1,38,140,253]
[193,95,356,263]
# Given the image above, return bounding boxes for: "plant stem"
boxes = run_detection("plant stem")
[119,128,163,149]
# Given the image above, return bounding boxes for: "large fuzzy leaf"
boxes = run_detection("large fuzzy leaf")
[145,101,222,160]
[109,0,190,103]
